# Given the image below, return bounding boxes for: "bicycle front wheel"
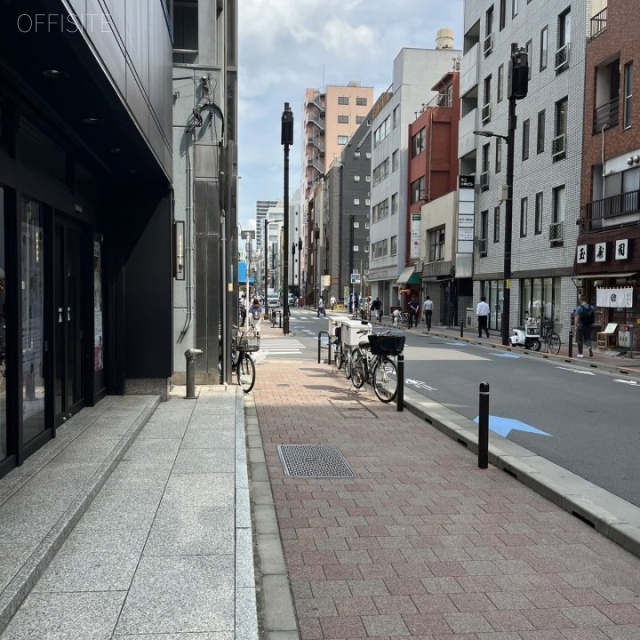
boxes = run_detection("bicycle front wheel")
[334,342,343,370]
[372,357,398,403]
[546,333,561,355]
[236,353,256,393]
[351,350,366,389]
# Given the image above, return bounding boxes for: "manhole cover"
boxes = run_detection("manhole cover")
[277,444,356,478]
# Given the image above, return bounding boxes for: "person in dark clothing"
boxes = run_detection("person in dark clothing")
[408,294,420,329]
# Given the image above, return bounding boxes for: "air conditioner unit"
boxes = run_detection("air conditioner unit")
[497,184,509,201]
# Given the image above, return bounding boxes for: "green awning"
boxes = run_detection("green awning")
[395,266,420,286]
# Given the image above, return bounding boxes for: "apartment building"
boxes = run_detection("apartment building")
[407,70,472,326]
[460,0,589,340]
[369,36,462,313]
[576,0,640,351]
[255,200,279,252]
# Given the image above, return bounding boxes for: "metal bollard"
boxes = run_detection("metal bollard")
[568,329,573,358]
[184,348,203,399]
[396,353,404,412]
[478,382,489,469]
[460,321,464,338]
[317,331,329,364]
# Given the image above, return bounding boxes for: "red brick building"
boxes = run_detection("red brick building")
[577,1,640,349]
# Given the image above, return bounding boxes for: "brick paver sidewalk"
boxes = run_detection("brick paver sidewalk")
[252,358,640,639]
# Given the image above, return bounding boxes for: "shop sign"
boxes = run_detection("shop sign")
[615,239,629,260]
[594,242,607,262]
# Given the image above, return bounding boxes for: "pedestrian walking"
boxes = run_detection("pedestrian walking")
[371,297,382,322]
[249,298,263,336]
[329,295,336,309]
[317,296,326,317]
[423,296,434,332]
[408,294,420,329]
[476,296,490,338]
[574,297,596,358]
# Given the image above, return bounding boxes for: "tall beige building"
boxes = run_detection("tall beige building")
[303,82,374,202]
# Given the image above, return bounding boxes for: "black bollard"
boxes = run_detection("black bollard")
[478,382,490,469]
[568,329,573,358]
[460,321,464,338]
[396,353,404,412]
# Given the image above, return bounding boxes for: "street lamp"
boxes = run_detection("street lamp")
[473,43,528,346]
[281,102,294,334]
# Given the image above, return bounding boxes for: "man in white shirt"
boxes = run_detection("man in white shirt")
[476,296,490,338]
[423,296,434,332]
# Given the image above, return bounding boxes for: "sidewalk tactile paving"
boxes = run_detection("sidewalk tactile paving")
[251,350,640,639]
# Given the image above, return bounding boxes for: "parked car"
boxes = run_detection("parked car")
[267,295,280,308]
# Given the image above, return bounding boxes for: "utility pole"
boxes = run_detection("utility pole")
[281,102,294,334]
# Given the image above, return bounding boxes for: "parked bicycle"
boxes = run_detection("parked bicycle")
[540,318,562,354]
[231,326,259,392]
[350,330,405,402]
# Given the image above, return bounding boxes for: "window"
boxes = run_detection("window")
[353,175,360,182]
[353,221,360,228]
[390,235,398,256]
[354,198,360,205]
[483,75,492,123]
[482,143,490,173]
[535,191,543,234]
[364,244,369,253]
[372,239,388,258]
[356,115,365,124]
[353,245,359,252]
[411,129,425,157]
[338,115,349,124]
[495,137,502,173]
[624,62,633,129]
[537,110,545,153]
[540,26,548,70]
[354,151,360,158]
[372,199,390,223]
[551,185,565,244]
[480,210,489,256]
[520,197,528,236]
[392,149,399,171]
[512,0,518,18]
[365,198,370,206]
[552,98,567,161]
[428,227,445,262]
[499,0,506,30]
[493,206,501,242]
[356,97,367,106]
[485,6,494,56]
[365,175,371,182]
[365,151,371,159]
[391,193,398,216]
[526,40,532,80]
[338,96,349,105]
[410,176,425,203]
[522,118,530,160]
[373,158,390,185]
[556,9,571,74]
[393,106,400,128]
[497,64,504,103]
[338,135,349,145]
[373,116,391,147]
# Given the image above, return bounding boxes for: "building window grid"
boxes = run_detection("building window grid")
[522,118,530,160]
[338,96,349,105]
[390,235,398,256]
[497,64,504,103]
[496,137,502,173]
[537,110,545,153]
[428,227,445,262]
[540,26,548,71]
[411,129,426,157]
[493,206,501,242]
[356,97,367,106]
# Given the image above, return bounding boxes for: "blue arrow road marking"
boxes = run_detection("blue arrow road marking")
[497,353,521,358]
[473,415,551,438]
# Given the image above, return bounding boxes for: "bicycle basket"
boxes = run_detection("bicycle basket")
[368,334,405,356]
[238,334,260,352]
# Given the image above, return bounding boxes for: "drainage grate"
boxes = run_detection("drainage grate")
[277,444,356,478]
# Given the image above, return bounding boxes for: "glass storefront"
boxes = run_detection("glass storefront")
[520,277,562,330]
[21,197,46,443]
[480,280,504,332]
[0,186,5,460]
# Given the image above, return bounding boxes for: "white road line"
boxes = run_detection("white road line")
[556,366,596,375]
[614,378,639,386]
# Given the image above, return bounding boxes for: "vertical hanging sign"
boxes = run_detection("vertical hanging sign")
[457,175,475,254]
[410,214,421,260]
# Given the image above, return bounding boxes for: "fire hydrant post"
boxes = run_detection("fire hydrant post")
[184,348,203,399]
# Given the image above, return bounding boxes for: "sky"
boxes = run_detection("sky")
[237,0,465,233]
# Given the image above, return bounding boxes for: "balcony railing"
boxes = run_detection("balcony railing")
[593,97,618,133]
[583,189,640,229]
[590,6,607,38]
[549,221,564,244]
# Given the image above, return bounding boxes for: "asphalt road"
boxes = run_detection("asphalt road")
[275,310,640,509]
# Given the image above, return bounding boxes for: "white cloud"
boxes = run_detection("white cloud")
[237,0,464,230]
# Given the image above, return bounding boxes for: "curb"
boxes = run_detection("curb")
[401,386,640,559]
[0,397,161,634]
